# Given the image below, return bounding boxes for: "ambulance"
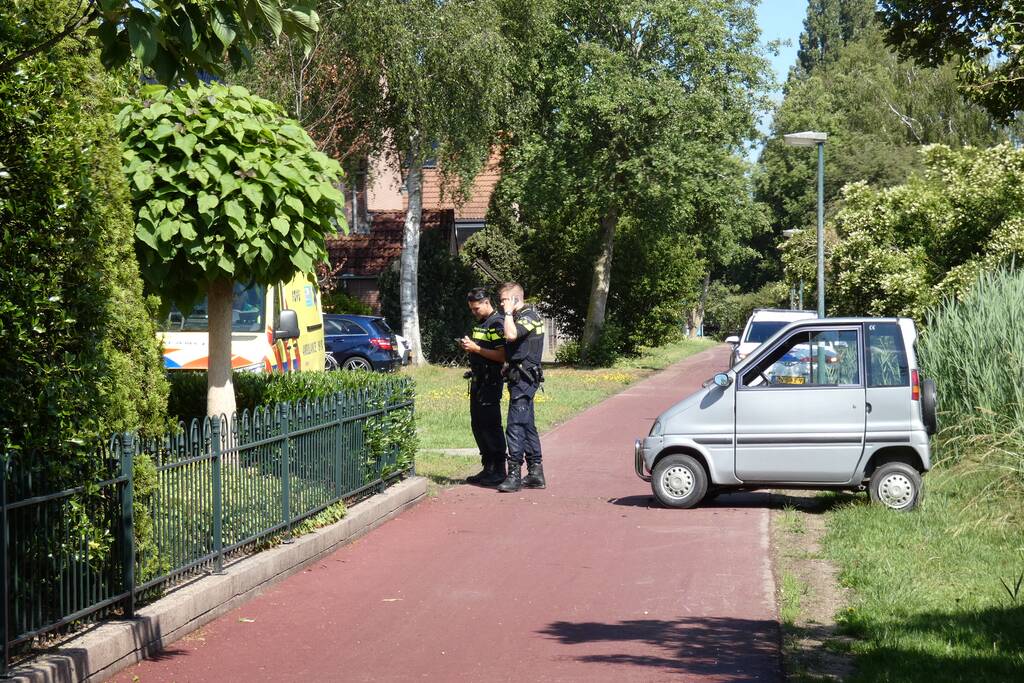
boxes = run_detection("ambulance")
[160,273,326,373]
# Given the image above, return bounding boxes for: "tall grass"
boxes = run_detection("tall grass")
[918,267,1024,436]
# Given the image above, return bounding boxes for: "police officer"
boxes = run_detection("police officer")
[496,282,546,492]
[458,288,508,486]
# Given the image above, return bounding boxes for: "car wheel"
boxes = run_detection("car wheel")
[651,454,708,509]
[325,353,340,371]
[342,356,373,371]
[921,377,938,435]
[869,462,922,511]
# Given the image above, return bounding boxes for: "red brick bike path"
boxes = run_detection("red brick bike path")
[115,345,781,682]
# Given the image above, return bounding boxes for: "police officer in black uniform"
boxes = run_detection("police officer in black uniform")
[496,282,546,492]
[459,288,508,486]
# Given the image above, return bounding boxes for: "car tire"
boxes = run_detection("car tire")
[342,355,373,371]
[869,462,923,511]
[921,377,938,435]
[651,454,708,509]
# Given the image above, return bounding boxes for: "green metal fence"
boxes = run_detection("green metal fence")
[1,384,414,674]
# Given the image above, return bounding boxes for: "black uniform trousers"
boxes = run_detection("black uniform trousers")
[506,379,542,466]
[470,380,506,470]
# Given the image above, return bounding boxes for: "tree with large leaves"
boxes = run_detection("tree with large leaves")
[494,0,771,354]
[878,1,1024,122]
[118,82,346,417]
[0,0,320,84]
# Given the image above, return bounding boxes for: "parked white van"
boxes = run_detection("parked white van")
[160,273,326,374]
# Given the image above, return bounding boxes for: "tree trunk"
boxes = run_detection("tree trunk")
[688,272,711,339]
[581,207,620,351]
[207,277,237,418]
[401,144,426,365]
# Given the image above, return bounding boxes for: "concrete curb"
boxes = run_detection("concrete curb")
[8,476,428,683]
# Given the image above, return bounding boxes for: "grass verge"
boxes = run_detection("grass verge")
[819,457,1024,681]
[406,337,715,487]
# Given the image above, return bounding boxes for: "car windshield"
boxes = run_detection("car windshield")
[745,321,789,344]
[161,282,266,333]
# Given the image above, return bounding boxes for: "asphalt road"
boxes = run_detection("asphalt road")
[114,345,781,682]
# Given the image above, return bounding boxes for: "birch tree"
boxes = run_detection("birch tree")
[334,0,516,365]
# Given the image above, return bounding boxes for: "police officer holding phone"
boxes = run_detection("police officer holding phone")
[458,288,507,486]
[496,282,546,492]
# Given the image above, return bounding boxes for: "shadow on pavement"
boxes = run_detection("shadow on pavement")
[539,616,780,680]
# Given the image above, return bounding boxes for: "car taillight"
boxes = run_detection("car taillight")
[369,337,393,350]
[911,369,921,401]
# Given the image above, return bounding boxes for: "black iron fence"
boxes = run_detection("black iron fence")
[1,384,414,674]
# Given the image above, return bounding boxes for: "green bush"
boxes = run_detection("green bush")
[554,340,581,365]
[703,280,790,340]
[167,369,417,482]
[918,267,1024,441]
[379,226,481,362]
[322,289,374,315]
[0,0,168,485]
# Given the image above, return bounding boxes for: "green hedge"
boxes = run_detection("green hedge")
[167,370,418,480]
[1,0,168,485]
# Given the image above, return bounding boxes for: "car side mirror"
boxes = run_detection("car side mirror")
[274,309,300,341]
[713,373,733,388]
[725,335,740,346]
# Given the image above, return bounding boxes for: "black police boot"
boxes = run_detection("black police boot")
[478,459,506,487]
[497,462,522,493]
[522,462,546,489]
[465,461,490,485]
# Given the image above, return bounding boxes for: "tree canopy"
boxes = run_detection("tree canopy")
[0,0,321,84]
[493,0,771,353]
[748,1,1013,291]
[878,0,1024,122]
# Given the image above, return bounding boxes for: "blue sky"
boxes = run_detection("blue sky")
[750,0,807,158]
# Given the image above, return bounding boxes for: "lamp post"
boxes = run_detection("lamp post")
[782,131,827,318]
[781,228,804,310]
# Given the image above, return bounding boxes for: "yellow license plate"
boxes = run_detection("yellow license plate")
[776,375,806,385]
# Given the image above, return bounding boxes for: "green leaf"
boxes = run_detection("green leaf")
[133,169,154,192]
[217,252,236,275]
[151,123,175,141]
[211,8,237,48]
[127,14,158,66]
[271,216,290,235]
[284,195,305,216]
[197,192,219,215]
[220,173,240,196]
[179,221,198,241]
[224,199,247,227]
[175,133,198,158]
[251,0,284,37]
[136,221,159,250]
[241,183,264,209]
[290,248,313,273]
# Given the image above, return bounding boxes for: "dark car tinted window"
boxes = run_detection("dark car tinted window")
[325,318,345,335]
[866,322,909,387]
[745,321,788,344]
[342,319,367,335]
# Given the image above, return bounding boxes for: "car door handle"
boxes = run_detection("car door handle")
[865,402,872,413]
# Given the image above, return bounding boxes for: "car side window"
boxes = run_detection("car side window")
[866,322,909,387]
[342,319,367,335]
[325,319,344,335]
[742,328,861,388]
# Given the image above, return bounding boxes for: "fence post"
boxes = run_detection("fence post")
[334,394,344,500]
[281,403,293,543]
[2,451,10,677]
[119,434,136,619]
[210,418,225,574]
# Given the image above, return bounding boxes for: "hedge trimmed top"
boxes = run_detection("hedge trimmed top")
[118,82,346,310]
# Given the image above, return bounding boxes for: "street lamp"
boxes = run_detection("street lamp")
[781,228,804,310]
[783,131,827,318]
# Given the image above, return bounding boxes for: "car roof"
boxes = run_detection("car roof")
[749,308,817,321]
[324,313,385,322]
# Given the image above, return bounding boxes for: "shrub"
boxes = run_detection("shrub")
[918,267,1024,439]
[554,340,581,365]
[322,290,373,315]
[703,281,789,340]
[0,0,168,485]
[379,226,481,363]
